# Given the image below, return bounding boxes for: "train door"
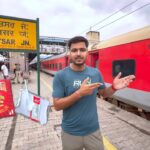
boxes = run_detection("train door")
[65,56,69,67]
[90,52,99,68]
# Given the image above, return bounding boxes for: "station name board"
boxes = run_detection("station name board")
[0,16,38,51]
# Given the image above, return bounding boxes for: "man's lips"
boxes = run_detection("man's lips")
[75,57,83,60]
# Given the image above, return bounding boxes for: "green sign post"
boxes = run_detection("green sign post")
[0,15,40,95]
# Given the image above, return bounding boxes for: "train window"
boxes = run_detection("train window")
[112,59,135,77]
[55,63,58,69]
[59,63,62,70]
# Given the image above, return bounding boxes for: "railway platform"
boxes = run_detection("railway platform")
[0,71,150,150]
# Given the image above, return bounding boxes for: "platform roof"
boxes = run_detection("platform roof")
[40,36,69,46]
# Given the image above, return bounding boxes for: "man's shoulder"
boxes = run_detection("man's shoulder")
[55,67,70,77]
[86,66,99,73]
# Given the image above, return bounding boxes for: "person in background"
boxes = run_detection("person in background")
[13,64,17,78]
[52,36,135,150]
[1,61,9,79]
[13,63,21,83]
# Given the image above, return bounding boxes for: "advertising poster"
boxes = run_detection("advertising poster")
[0,80,15,118]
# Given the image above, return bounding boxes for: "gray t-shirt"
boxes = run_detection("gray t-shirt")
[52,66,106,136]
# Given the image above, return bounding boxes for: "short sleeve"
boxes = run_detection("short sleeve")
[52,72,65,98]
[97,69,106,90]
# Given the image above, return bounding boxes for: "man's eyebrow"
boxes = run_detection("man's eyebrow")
[71,48,87,50]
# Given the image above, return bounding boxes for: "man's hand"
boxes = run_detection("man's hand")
[77,78,102,97]
[112,72,135,90]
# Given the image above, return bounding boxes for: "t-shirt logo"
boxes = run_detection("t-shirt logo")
[73,77,92,88]
[73,80,81,88]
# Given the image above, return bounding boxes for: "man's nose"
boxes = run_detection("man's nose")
[77,50,81,55]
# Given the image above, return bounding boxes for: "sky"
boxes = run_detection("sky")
[0,0,150,41]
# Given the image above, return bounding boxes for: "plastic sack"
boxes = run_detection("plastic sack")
[15,80,51,125]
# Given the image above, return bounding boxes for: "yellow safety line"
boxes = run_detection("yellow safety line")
[103,136,118,150]
[41,77,52,92]
[41,76,118,150]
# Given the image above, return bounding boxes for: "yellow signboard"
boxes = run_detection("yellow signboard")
[0,17,37,51]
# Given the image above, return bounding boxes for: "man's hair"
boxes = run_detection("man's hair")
[68,36,89,49]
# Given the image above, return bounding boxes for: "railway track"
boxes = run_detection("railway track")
[103,97,150,121]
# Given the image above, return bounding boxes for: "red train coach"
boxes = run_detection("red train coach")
[41,53,69,75]
[40,26,150,115]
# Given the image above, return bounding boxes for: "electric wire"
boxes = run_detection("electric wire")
[95,2,150,31]
[79,0,139,34]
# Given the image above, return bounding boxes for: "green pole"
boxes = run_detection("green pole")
[37,18,40,96]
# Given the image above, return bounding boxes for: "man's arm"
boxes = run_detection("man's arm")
[53,91,81,111]
[98,86,115,98]
[99,72,135,98]
[53,78,101,111]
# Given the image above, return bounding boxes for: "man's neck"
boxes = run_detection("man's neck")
[70,63,85,71]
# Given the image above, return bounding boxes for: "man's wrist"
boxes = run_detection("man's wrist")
[111,84,117,91]
[75,90,82,98]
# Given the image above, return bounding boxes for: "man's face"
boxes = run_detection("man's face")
[70,42,88,66]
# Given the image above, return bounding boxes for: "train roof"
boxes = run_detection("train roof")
[89,25,150,50]
[30,54,52,65]
[41,52,67,61]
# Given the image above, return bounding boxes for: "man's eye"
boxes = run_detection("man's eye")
[80,48,86,52]
[70,48,87,52]
[71,49,77,52]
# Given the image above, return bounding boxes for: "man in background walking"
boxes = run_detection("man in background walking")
[1,61,9,79]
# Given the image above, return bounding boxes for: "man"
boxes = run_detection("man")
[52,36,135,150]
[1,61,9,79]
[13,64,17,78]
[15,64,21,83]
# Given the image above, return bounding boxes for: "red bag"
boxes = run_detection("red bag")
[0,80,16,118]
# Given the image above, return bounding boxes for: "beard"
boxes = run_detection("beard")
[71,57,86,66]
